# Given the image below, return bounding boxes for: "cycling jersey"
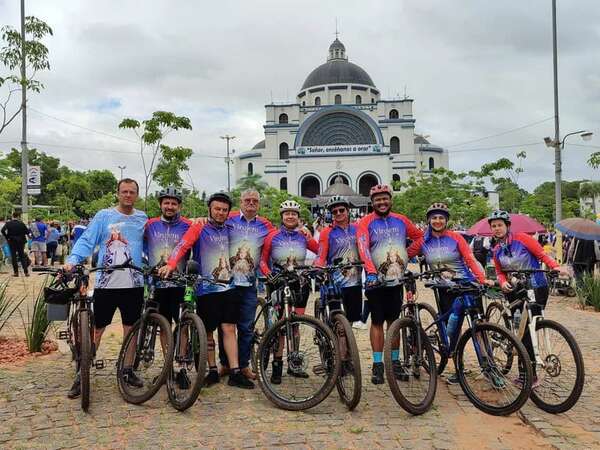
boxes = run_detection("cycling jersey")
[167,221,232,295]
[226,211,274,287]
[67,208,147,288]
[259,227,319,276]
[72,224,87,244]
[30,221,47,242]
[492,232,559,288]
[145,214,191,288]
[357,212,423,285]
[314,223,361,288]
[408,228,486,283]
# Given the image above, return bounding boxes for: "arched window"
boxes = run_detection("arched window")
[428,157,435,170]
[355,95,362,104]
[302,101,306,106]
[392,174,400,183]
[389,109,399,119]
[334,94,342,105]
[300,175,320,198]
[314,96,321,106]
[371,98,375,104]
[278,113,288,124]
[279,142,289,160]
[280,177,287,191]
[247,162,253,175]
[358,174,379,197]
[390,136,400,154]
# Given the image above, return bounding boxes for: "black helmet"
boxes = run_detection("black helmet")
[426,202,450,219]
[325,195,350,211]
[157,186,183,203]
[207,191,232,208]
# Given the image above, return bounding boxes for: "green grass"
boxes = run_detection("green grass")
[0,281,24,335]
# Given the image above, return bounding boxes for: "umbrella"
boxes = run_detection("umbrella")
[467,214,546,236]
[556,218,600,241]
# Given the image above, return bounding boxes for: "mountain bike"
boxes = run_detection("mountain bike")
[255,264,341,411]
[115,264,174,405]
[35,263,128,412]
[383,271,437,415]
[310,261,363,411]
[416,269,533,416]
[485,269,584,413]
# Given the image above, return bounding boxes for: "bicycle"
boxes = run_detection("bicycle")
[310,261,363,410]
[383,270,437,415]
[415,269,533,416]
[115,263,174,405]
[35,263,128,412]
[161,260,209,411]
[485,269,584,413]
[255,264,341,411]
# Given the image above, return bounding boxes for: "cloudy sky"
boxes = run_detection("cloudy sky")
[0,0,598,194]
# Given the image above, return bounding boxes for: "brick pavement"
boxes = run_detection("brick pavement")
[0,273,595,449]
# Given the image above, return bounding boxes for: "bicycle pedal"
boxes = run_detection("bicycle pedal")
[94,360,105,370]
[312,364,326,376]
[58,330,69,340]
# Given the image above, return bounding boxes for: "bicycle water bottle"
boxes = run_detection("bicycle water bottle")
[447,312,461,352]
[513,309,521,332]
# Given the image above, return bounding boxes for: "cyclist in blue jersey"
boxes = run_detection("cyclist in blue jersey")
[64,178,147,398]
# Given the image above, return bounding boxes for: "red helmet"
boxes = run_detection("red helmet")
[369,184,392,198]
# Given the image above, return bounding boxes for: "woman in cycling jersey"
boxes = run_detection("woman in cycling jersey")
[408,202,493,384]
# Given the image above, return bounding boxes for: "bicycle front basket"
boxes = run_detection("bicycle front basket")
[43,287,77,305]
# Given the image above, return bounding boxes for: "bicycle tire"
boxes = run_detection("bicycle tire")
[530,319,585,414]
[455,322,532,416]
[251,297,269,374]
[116,312,174,405]
[384,317,437,415]
[417,302,448,375]
[79,310,91,412]
[485,301,515,374]
[256,314,340,411]
[166,311,207,411]
[332,313,362,410]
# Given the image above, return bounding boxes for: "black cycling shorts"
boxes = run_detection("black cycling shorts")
[435,287,484,321]
[365,285,403,325]
[341,286,363,322]
[93,287,144,329]
[196,289,241,333]
[155,287,185,324]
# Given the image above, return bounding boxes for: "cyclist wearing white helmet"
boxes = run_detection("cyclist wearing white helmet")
[314,195,363,323]
[259,199,319,383]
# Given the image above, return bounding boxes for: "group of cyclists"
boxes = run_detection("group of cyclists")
[59,176,570,408]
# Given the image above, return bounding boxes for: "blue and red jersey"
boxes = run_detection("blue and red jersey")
[408,228,486,283]
[167,221,232,295]
[145,215,191,288]
[492,232,559,288]
[357,212,423,285]
[314,224,361,288]
[226,211,274,287]
[260,227,319,276]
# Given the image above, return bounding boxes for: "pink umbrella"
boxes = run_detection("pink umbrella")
[467,214,546,236]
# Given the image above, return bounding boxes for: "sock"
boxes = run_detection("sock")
[373,352,383,364]
[230,367,240,374]
[209,365,218,372]
[391,350,400,361]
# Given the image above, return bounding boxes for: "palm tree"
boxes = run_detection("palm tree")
[236,173,269,192]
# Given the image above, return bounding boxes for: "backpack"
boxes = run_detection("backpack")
[31,222,41,238]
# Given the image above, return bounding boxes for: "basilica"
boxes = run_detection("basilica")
[233,38,449,198]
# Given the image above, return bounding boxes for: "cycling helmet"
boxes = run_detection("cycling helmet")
[326,195,350,211]
[426,202,450,219]
[487,210,511,225]
[207,191,232,208]
[157,186,183,203]
[369,184,392,198]
[279,199,301,215]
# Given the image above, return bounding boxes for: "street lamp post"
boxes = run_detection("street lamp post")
[220,135,235,192]
[117,165,126,179]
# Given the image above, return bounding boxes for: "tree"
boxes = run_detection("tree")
[588,152,600,169]
[152,145,193,189]
[0,16,52,134]
[236,173,269,192]
[579,181,600,216]
[119,111,192,210]
[520,181,582,225]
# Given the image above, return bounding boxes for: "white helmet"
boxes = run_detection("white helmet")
[279,199,301,214]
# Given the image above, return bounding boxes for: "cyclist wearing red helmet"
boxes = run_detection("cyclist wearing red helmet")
[357,184,423,384]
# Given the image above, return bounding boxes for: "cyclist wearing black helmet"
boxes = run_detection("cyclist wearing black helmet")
[160,191,254,390]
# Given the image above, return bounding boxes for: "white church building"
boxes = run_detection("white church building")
[233,38,449,198]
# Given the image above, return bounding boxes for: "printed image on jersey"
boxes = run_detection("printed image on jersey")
[229,242,254,283]
[212,254,232,281]
[271,235,307,270]
[97,222,142,288]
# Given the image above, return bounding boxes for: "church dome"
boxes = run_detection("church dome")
[300,38,376,90]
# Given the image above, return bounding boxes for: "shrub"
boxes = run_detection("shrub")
[20,280,52,352]
[576,274,600,312]
[0,281,24,335]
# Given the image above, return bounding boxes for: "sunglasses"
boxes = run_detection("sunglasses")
[331,207,347,215]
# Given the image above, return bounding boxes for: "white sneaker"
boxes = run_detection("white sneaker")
[353,321,368,330]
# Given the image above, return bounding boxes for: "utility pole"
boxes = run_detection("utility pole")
[552,0,561,225]
[20,0,28,220]
[220,135,235,192]
[118,165,126,179]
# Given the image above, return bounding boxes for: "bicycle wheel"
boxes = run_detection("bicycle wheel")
[530,319,585,414]
[78,310,91,412]
[384,317,437,415]
[485,301,515,374]
[332,313,362,410]
[250,297,269,374]
[166,312,207,411]
[256,314,340,411]
[455,322,532,416]
[116,312,174,404]
[417,302,448,375]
